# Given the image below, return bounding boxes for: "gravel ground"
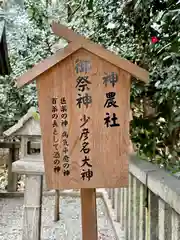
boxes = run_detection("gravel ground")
[0,196,116,240]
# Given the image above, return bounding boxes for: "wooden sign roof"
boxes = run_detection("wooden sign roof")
[16,23,149,189]
[17,22,149,88]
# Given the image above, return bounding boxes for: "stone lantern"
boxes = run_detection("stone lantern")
[3,107,44,240]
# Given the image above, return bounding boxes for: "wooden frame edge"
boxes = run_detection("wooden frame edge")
[17,42,81,88]
[51,22,149,83]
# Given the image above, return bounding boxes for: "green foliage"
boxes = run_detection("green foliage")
[0,0,64,131]
[68,0,180,169]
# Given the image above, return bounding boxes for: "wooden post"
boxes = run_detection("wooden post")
[54,189,60,221]
[23,175,43,240]
[20,136,28,159]
[27,141,31,154]
[7,143,18,192]
[81,188,98,240]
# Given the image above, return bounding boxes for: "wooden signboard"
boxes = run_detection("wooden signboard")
[17,23,148,190]
[36,48,130,189]
[17,22,148,240]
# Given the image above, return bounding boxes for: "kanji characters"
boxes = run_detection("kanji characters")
[104,113,120,127]
[53,151,60,158]
[79,114,93,180]
[81,156,92,168]
[103,73,120,128]
[52,97,61,174]
[104,92,118,108]
[60,101,70,176]
[81,169,93,181]
[62,139,68,146]
[75,60,91,74]
[61,97,66,105]
[76,76,91,92]
[80,128,89,141]
[52,96,70,175]
[54,166,61,173]
[80,142,90,154]
[52,97,57,105]
[62,131,68,138]
[52,119,58,128]
[75,59,93,181]
[61,119,68,127]
[103,72,118,87]
[52,105,58,113]
[63,170,70,176]
[63,155,69,162]
[61,105,67,112]
[76,93,92,108]
[80,114,90,128]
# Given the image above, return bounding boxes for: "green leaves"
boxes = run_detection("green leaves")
[0,1,65,131]
[32,111,40,121]
[88,0,94,10]
[68,0,180,170]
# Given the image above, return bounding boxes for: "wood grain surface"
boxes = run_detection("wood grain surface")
[81,188,98,240]
[37,48,130,189]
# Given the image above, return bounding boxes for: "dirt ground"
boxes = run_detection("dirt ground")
[0,196,117,240]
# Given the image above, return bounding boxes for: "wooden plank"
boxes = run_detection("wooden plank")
[82,42,149,83]
[52,21,86,43]
[52,22,149,83]
[171,210,180,240]
[17,23,148,89]
[139,183,145,240]
[37,48,130,189]
[149,191,158,240]
[124,187,129,238]
[0,142,20,149]
[115,188,120,222]
[80,188,98,240]
[107,188,111,199]
[23,175,43,240]
[111,188,115,209]
[132,178,140,240]
[132,178,137,239]
[128,173,133,239]
[54,190,60,221]
[158,199,165,240]
[123,188,128,231]
[120,188,124,228]
[7,144,18,192]
[17,42,81,88]
[20,137,28,158]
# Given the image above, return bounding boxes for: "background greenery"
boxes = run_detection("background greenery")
[0,0,180,171]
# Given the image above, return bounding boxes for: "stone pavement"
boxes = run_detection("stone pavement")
[0,195,116,240]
